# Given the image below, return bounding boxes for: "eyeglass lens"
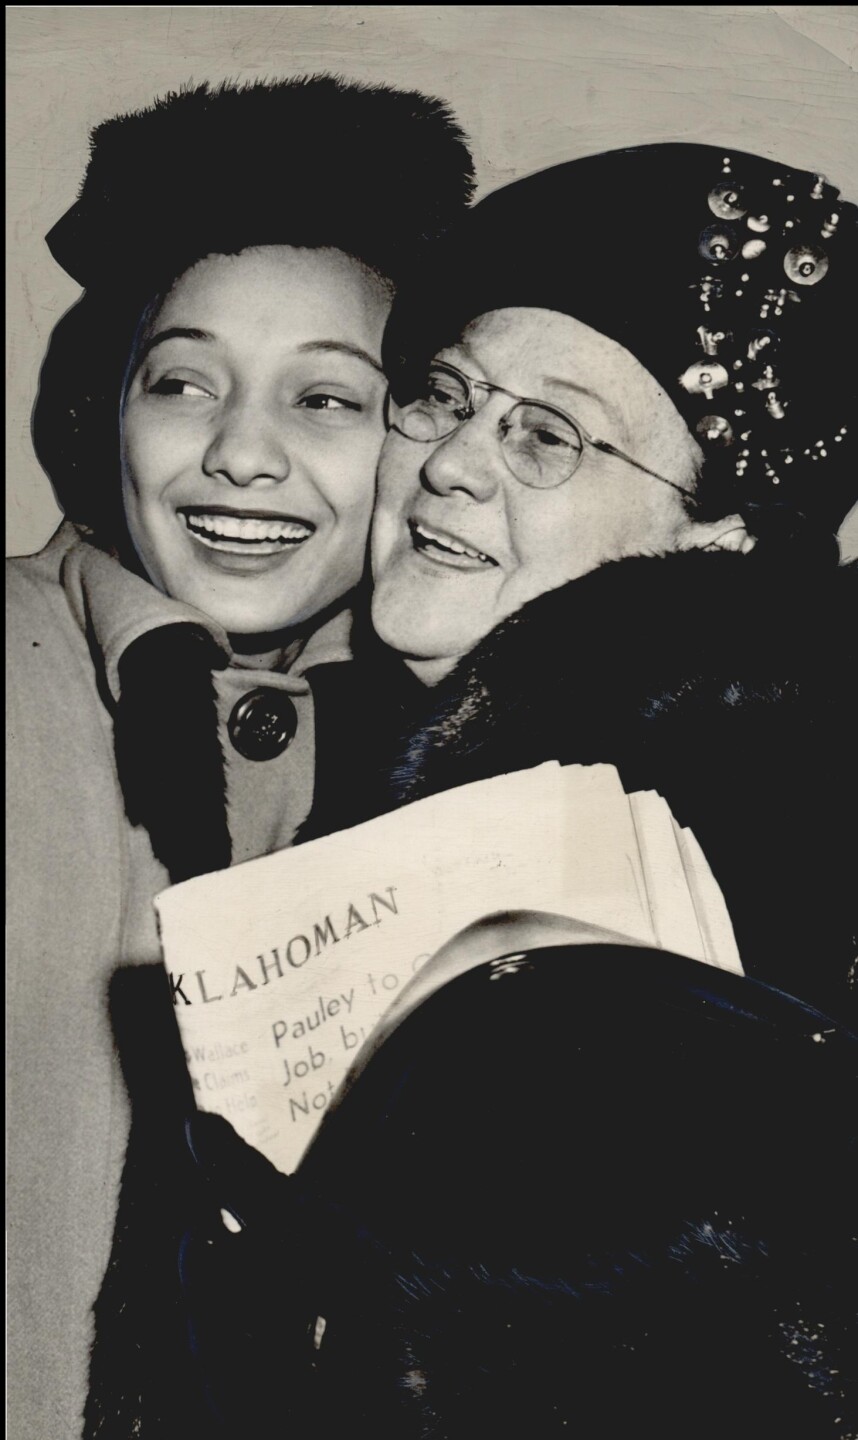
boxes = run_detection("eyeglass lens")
[393,366,585,488]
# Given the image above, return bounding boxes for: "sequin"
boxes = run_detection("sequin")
[747,215,770,233]
[741,239,766,260]
[784,245,829,285]
[708,182,746,220]
[698,225,738,264]
[696,325,726,356]
[696,415,733,445]
[751,365,779,391]
[678,361,729,399]
[747,331,777,362]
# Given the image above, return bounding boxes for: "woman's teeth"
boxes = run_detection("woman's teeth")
[182,511,314,553]
[411,520,496,566]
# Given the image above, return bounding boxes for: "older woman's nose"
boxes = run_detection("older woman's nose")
[202,398,291,487]
[422,410,505,503]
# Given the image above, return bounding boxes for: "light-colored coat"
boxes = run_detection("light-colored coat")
[6,523,350,1438]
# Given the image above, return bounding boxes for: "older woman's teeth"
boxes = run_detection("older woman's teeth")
[412,521,495,565]
[182,512,314,550]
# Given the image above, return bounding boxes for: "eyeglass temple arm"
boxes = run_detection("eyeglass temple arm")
[590,438,696,499]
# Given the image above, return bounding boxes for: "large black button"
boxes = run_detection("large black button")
[227,688,298,761]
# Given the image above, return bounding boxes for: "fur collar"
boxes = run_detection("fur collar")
[388,549,856,802]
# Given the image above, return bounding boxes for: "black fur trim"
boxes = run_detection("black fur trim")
[388,549,858,802]
[114,624,231,883]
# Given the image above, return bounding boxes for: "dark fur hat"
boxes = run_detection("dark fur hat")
[46,75,475,295]
[32,76,475,544]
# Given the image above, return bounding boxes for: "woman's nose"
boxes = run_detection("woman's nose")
[202,398,291,487]
[421,408,505,503]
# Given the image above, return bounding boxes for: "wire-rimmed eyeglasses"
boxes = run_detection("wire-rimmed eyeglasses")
[386,361,694,497]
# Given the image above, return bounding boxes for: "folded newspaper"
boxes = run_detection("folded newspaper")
[155,763,742,1175]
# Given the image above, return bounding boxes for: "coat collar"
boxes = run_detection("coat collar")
[424,547,853,694]
[57,522,229,702]
[384,547,855,802]
[52,521,352,703]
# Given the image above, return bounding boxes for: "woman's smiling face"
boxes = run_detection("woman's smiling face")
[370,308,704,680]
[121,245,391,638]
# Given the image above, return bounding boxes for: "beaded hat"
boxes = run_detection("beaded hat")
[383,143,857,548]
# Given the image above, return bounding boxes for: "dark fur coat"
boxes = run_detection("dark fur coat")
[86,548,856,1439]
[309,548,858,1024]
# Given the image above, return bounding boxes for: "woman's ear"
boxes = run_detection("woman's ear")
[676,514,757,555]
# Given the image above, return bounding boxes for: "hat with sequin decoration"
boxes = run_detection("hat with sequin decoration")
[383,143,857,551]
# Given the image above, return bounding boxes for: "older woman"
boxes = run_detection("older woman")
[305,142,858,1023]
[5,76,473,1439]
[178,146,857,1440]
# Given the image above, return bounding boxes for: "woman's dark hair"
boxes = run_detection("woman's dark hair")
[383,143,858,558]
[31,76,475,551]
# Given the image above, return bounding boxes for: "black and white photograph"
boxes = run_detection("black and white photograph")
[7,7,858,1437]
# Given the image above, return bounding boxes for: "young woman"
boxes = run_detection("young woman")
[5,76,474,1439]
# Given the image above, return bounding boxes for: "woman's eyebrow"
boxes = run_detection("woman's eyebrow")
[542,374,621,426]
[542,375,603,404]
[297,339,384,373]
[137,327,213,362]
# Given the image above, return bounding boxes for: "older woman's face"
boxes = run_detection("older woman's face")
[121,246,390,637]
[371,308,703,679]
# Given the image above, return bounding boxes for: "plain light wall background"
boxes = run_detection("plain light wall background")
[7,4,858,557]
